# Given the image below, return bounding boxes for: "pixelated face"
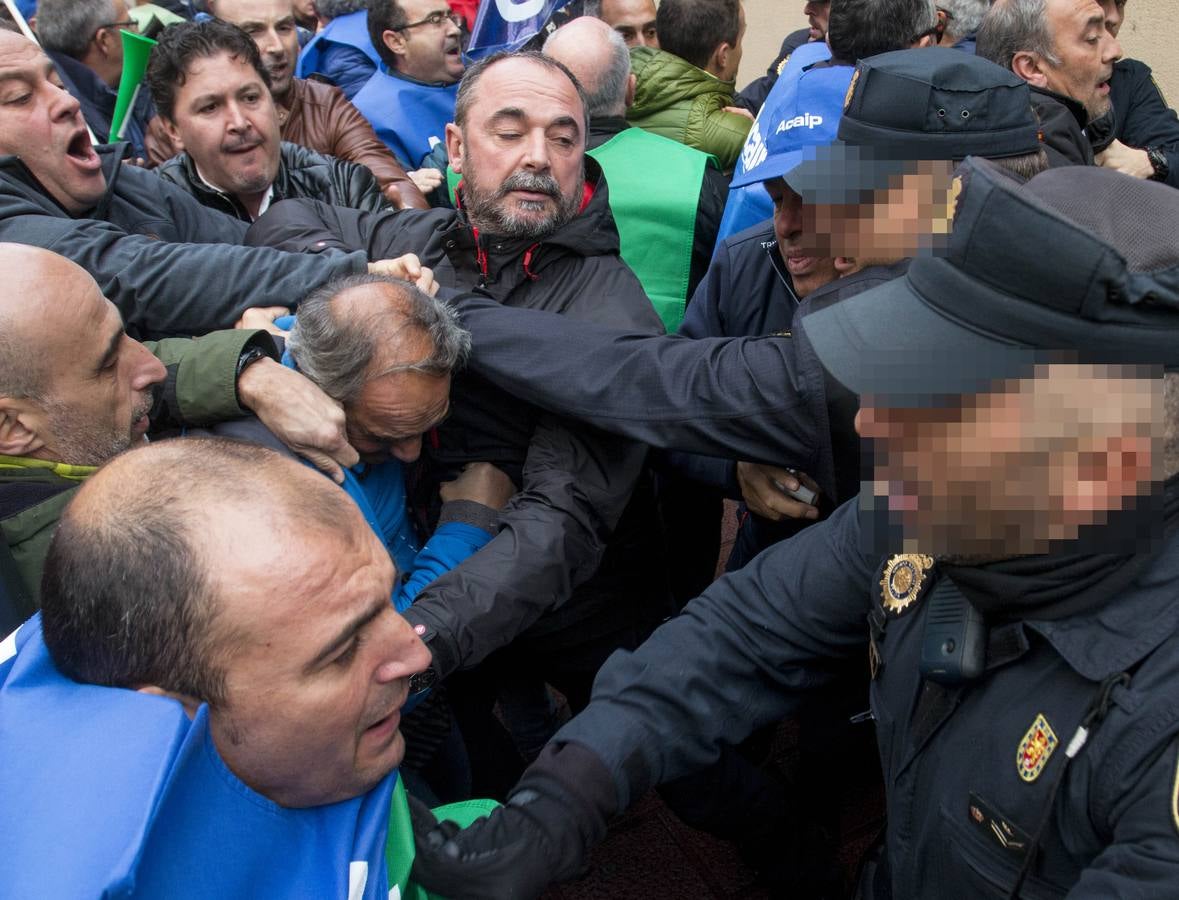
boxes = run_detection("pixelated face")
[207,513,432,807]
[856,364,1161,556]
[803,160,956,262]
[600,0,658,47]
[164,50,282,205]
[0,36,108,215]
[765,178,838,300]
[1043,0,1121,118]
[1097,0,1126,37]
[448,57,586,240]
[389,0,465,84]
[346,367,451,464]
[804,0,831,41]
[213,0,301,101]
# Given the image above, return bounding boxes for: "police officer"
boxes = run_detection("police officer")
[410,161,1179,897]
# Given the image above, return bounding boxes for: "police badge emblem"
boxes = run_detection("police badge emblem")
[843,68,860,112]
[879,553,933,615]
[1171,746,1179,834]
[1016,714,1058,783]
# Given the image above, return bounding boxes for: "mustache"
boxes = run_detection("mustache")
[496,171,560,199]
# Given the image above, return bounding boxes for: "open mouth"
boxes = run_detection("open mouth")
[224,140,263,155]
[65,130,100,168]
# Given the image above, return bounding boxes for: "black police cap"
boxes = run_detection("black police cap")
[803,159,1179,400]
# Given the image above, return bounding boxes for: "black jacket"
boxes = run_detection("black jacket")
[157,141,388,221]
[0,144,367,339]
[588,116,727,303]
[733,28,812,114]
[1031,87,1094,167]
[246,160,665,677]
[1110,57,1179,189]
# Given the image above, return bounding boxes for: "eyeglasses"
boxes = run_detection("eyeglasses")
[92,18,138,40]
[396,10,462,30]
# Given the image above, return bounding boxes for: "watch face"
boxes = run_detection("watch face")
[1148,148,1169,181]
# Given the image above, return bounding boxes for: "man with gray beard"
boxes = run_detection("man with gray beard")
[247,51,669,786]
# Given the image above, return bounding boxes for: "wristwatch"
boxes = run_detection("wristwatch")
[1146,147,1170,182]
[235,345,270,380]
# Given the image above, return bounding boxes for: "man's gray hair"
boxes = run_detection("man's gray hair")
[544,22,630,119]
[35,0,119,59]
[939,0,988,38]
[287,274,470,404]
[977,0,1061,72]
[312,0,369,18]
[582,0,603,15]
[0,328,45,401]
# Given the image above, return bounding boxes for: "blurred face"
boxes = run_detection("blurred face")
[804,161,957,263]
[347,368,451,464]
[599,0,658,48]
[383,0,464,84]
[765,178,837,300]
[0,35,107,215]
[207,511,432,807]
[213,0,300,101]
[1098,0,1126,36]
[34,272,165,466]
[447,57,586,239]
[164,51,281,203]
[804,0,830,40]
[855,365,1160,557]
[1042,0,1121,118]
[292,0,317,25]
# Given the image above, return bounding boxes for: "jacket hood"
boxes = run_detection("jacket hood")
[629,47,736,117]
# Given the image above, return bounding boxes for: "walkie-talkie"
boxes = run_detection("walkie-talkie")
[919,578,987,685]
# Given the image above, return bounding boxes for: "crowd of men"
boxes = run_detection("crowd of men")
[1,0,1179,897]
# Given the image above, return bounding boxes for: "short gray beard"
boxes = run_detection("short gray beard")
[462,164,583,240]
[40,394,151,467]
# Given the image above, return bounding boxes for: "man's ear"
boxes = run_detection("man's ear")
[834,256,860,275]
[160,116,185,152]
[0,402,46,457]
[1012,50,1049,89]
[913,32,936,49]
[709,41,732,79]
[381,28,407,60]
[137,685,203,719]
[94,24,120,60]
[1061,434,1156,517]
[444,121,464,174]
[625,72,636,109]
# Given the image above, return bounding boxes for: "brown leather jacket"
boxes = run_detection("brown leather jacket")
[280,78,428,209]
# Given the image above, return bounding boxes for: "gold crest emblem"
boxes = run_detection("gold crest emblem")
[1171,745,1179,835]
[843,69,860,112]
[1016,714,1058,783]
[879,553,933,615]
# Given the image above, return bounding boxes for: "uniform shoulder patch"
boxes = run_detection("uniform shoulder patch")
[1172,743,1179,835]
[843,68,860,112]
[1016,713,1058,783]
[880,553,933,615]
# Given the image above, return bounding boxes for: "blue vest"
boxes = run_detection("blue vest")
[297,9,382,79]
[716,42,847,246]
[0,616,398,898]
[352,69,458,168]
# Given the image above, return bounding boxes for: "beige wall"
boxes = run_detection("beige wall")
[738,1,1177,105]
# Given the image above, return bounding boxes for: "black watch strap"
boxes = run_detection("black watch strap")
[1147,147,1170,182]
[235,345,269,379]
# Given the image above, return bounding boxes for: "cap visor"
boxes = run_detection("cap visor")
[803,261,1042,401]
[730,148,806,189]
[786,142,914,205]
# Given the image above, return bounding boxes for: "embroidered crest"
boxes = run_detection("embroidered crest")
[879,553,933,615]
[1016,714,1058,783]
[843,68,860,112]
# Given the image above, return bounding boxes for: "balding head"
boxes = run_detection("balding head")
[544,16,632,119]
[0,244,165,467]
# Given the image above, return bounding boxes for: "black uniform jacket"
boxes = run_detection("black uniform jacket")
[247,160,663,676]
[1110,58,1179,189]
[558,496,1179,897]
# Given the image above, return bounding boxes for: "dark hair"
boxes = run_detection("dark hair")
[827,0,938,65]
[313,0,370,16]
[147,19,271,121]
[454,50,588,131]
[655,0,739,70]
[366,0,408,70]
[986,147,1050,180]
[41,449,227,705]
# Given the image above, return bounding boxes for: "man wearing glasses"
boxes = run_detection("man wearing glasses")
[352,0,465,170]
[34,0,161,163]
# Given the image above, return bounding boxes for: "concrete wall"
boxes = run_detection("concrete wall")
[738,1,1177,105]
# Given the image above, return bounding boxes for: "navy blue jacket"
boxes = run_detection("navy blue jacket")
[558,495,1179,896]
[1110,58,1179,189]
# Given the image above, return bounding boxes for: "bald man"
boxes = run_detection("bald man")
[544,16,725,330]
[0,437,470,896]
[0,243,356,622]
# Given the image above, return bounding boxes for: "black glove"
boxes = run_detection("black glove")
[409,741,617,899]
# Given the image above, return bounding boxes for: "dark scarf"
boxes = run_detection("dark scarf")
[942,475,1179,621]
